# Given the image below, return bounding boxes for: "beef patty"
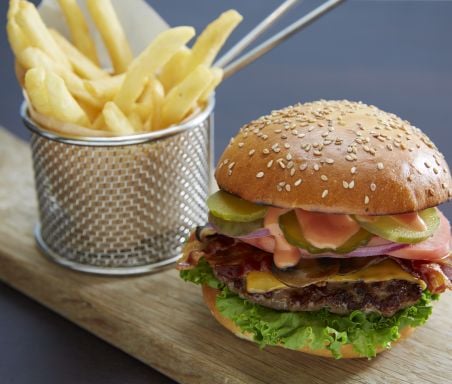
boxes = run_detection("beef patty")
[215,273,422,317]
[186,232,424,317]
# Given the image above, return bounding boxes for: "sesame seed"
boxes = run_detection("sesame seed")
[298,133,306,138]
[248,149,255,156]
[313,164,320,171]
[349,180,355,189]
[284,143,290,149]
[294,179,303,186]
[267,160,274,168]
[351,167,357,174]
[428,188,435,196]
[290,168,296,176]
[321,175,328,181]
[326,158,334,164]
[424,162,430,168]
[343,181,349,189]
[286,153,293,161]
[277,159,286,169]
[300,163,308,171]
[274,129,282,133]
[287,161,294,169]
[370,183,376,192]
[285,184,291,192]
[224,159,229,164]
[345,155,354,161]
[314,150,322,156]
[441,183,447,189]
[364,195,370,205]
[433,168,439,174]
[228,162,235,169]
[322,189,329,199]
[377,162,384,170]
[263,148,270,155]
[256,172,264,178]
[238,142,244,148]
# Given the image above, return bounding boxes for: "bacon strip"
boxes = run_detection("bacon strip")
[179,232,452,294]
[393,256,452,294]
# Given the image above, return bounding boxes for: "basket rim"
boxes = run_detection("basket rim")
[21,97,215,147]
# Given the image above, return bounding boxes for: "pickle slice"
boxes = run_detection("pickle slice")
[279,211,372,254]
[208,214,264,237]
[207,190,268,222]
[354,208,440,244]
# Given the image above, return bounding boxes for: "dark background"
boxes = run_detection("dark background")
[1,0,451,383]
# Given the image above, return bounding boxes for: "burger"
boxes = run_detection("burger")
[177,100,452,359]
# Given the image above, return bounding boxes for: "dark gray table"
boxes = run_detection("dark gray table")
[1,1,451,383]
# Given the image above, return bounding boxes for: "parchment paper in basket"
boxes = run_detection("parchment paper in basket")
[38,0,169,69]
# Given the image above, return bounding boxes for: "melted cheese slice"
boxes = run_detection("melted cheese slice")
[246,259,426,294]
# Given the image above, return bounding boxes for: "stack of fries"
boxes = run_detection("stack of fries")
[7,0,242,136]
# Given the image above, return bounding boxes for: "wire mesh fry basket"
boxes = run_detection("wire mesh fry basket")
[21,99,215,275]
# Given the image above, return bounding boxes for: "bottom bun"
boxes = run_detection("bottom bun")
[202,285,414,359]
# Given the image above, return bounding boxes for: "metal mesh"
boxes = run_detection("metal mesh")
[28,115,212,274]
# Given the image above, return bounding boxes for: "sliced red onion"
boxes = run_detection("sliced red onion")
[299,242,409,258]
[237,228,270,239]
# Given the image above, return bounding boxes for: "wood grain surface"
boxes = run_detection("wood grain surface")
[0,128,451,384]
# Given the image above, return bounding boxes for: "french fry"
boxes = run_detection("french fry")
[15,61,26,87]
[148,78,165,131]
[44,70,90,126]
[86,0,133,74]
[7,0,20,20]
[92,114,105,130]
[57,0,99,65]
[128,111,143,132]
[15,1,71,70]
[84,74,125,102]
[18,47,102,108]
[6,18,29,57]
[77,99,102,123]
[135,76,165,130]
[185,10,242,75]
[102,102,135,134]
[158,46,191,92]
[7,1,30,56]
[50,29,109,80]
[161,65,213,127]
[199,67,223,104]
[24,67,51,116]
[134,82,154,123]
[114,27,195,115]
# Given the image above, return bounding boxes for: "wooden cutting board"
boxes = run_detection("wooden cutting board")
[0,128,451,384]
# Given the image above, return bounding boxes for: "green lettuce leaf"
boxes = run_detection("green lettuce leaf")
[180,260,438,359]
[180,258,223,289]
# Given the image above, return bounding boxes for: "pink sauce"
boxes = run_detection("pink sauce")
[264,208,301,268]
[295,209,360,249]
[392,212,428,232]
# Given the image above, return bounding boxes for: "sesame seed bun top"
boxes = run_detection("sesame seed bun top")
[215,100,452,215]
